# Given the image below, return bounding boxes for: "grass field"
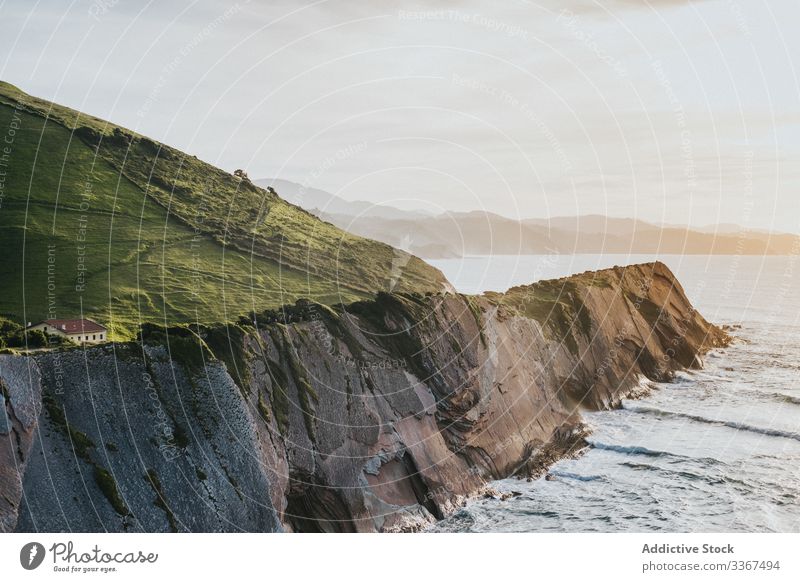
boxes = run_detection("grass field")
[0,82,447,339]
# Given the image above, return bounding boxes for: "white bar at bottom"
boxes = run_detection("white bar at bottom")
[1,533,796,581]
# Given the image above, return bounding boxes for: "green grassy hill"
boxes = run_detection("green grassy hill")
[0,81,448,339]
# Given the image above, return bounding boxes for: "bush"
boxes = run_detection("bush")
[0,317,23,348]
[25,329,47,348]
[0,317,21,336]
[46,333,70,347]
[233,168,250,182]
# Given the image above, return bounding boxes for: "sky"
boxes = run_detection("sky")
[1,0,798,232]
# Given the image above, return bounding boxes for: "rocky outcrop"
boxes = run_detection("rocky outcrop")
[0,262,728,532]
[0,356,42,532]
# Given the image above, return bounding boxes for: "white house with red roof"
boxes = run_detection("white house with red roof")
[26,319,107,344]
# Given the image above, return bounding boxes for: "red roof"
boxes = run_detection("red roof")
[34,319,107,333]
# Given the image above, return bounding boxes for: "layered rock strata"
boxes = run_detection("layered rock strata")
[0,262,728,532]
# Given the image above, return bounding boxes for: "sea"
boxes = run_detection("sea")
[427,254,800,532]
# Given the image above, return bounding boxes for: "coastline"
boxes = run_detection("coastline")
[1,262,728,532]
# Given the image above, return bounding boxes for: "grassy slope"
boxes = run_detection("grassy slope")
[0,82,447,339]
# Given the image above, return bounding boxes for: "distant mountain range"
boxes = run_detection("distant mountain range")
[256,178,435,221]
[256,178,799,258]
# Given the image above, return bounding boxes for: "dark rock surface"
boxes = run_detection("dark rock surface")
[0,262,728,532]
[0,355,42,532]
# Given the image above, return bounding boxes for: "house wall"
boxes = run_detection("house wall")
[67,332,105,344]
[26,323,66,337]
[27,324,106,344]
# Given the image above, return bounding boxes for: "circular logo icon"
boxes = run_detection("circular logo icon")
[20,542,46,570]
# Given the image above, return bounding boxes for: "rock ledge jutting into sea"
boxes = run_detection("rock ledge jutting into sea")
[0,261,728,532]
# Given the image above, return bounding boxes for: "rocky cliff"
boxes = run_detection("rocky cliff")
[0,262,728,532]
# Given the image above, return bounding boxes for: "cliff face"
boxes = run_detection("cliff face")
[0,262,728,532]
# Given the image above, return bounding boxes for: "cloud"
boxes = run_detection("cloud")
[1,0,797,232]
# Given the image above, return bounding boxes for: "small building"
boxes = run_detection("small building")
[26,319,108,344]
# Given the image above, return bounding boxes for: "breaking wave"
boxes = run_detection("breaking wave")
[624,404,800,442]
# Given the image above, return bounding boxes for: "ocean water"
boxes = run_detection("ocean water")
[428,254,800,532]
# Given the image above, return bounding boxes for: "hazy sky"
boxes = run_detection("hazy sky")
[1,0,798,231]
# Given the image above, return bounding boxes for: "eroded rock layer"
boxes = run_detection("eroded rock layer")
[0,262,727,532]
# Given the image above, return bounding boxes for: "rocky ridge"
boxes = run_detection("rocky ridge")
[0,262,728,532]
